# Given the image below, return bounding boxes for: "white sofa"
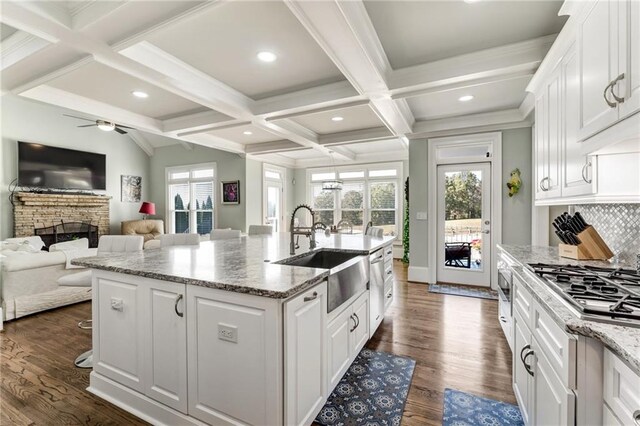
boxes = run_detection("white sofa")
[0,237,95,322]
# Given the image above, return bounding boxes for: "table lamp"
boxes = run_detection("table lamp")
[139,201,155,220]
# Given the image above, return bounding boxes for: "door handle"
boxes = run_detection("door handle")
[632,409,640,426]
[304,291,318,302]
[581,161,592,184]
[522,349,535,377]
[354,313,360,329]
[519,344,530,363]
[371,255,384,264]
[539,177,550,192]
[174,294,184,317]
[349,314,357,332]
[611,73,625,104]
[604,80,617,108]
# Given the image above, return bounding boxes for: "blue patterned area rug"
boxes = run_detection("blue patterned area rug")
[429,283,498,300]
[315,348,416,426]
[443,388,524,426]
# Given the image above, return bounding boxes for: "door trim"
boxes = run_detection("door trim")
[427,132,502,289]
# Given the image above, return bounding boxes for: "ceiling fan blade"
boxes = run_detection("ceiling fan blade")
[77,124,97,127]
[63,114,95,122]
[114,127,128,134]
[116,124,135,129]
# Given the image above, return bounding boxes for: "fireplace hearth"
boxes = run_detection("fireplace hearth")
[35,221,99,249]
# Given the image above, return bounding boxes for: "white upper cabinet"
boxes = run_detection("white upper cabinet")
[618,0,640,119]
[561,43,597,198]
[577,0,621,141]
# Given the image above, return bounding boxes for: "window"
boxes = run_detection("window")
[263,164,285,232]
[307,162,403,237]
[167,164,216,235]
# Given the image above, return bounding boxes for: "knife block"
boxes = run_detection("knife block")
[558,225,614,260]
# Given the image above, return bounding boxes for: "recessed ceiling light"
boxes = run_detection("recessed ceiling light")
[131,90,148,98]
[243,131,253,135]
[257,51,277,62]
[331,116,344,122]
[458,95,474,102]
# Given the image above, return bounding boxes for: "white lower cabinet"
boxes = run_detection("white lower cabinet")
[512,310,532,425]
[603,348,640,425]
[327,291,369,391]
[530,337,576,426]
[93,273,187,411]
[285,283,328,426]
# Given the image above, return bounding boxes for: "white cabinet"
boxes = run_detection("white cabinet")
[512,310,532,425]
[143,281,188,413]
[534,66,562,199]
[93,272,187,411]
[285,283,327,426]
[603,348,640,425]
[327,291,369,391]
[577,0,640,141]
[530,337,576,426]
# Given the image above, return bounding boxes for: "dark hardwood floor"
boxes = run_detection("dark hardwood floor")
[0,262,514,425]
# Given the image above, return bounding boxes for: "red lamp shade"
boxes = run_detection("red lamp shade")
[139,202,156,216]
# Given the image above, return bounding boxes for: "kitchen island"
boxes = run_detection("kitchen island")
[73,233,395,426]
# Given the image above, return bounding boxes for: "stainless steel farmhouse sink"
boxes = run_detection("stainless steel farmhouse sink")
[278,250,369,313]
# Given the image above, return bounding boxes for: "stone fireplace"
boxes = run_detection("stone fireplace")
[13,192,111,247]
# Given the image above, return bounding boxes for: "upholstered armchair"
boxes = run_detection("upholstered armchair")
[121,219,164,242]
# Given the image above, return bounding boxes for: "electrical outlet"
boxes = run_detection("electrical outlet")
[218,323,238,343]
[110,297,124,312]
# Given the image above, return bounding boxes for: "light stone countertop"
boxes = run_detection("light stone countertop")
[72,233,396,299]
[498,244,640,375]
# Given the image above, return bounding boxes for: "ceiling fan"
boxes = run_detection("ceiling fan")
[64,114,135,134]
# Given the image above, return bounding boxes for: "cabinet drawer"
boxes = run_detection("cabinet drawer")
[603,348,640,425]
[384,273,393,293]
[513,275,533,326]
[384,261,393,279]
[384,286,393,312]
[531,300,576,389]
[383,245,393,263]
[603,403,624,426]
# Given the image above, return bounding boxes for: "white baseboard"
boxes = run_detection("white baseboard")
[88,372,206,426]
[408,266,429,283]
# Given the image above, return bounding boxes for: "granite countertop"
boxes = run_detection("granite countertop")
[72,233,395,299]
[498,244,640,375]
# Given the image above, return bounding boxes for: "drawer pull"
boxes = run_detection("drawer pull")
[387,270,393,275]
[522,349,535,377]
[633,410,640,426]
[353,313,360,329]
[386,292,393,299]
[386,250,392,255]
[499,315,507,323]
[174,294,184,317]
[349,314,357,332]
[304,291,318,302]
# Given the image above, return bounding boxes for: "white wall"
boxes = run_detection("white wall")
[0,95,150,238]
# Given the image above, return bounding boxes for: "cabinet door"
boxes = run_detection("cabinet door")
[143,282,187,413]
[534,95,548,201]
[578,0,620,140]
[618,0,640,119]
[93,275,145,392]
[285,283,327,426]
[546,67,562,198]
[327,308,352,390]
[530,338,576,426]
[562,43,597,197]
[350,292,369,356]
[512,311,532,425]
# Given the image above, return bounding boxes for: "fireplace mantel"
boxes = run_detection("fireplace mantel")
[13,192,112,239]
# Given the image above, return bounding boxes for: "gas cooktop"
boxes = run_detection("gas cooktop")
[527,263,640,328]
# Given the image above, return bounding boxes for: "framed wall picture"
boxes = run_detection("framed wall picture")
[221,180,240,205]
[121,175,142,202]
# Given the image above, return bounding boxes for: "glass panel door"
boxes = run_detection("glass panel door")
[436,163,491,287]
[265,183,282,232]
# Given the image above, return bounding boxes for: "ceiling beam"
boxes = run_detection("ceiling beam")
[0,30,50,70]
[244,140,304,155]
[128,130,155,157]
[284,0,415,137]
[318,126,392,146]
[410,109,530,138]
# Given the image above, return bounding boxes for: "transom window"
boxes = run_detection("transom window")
[166,163,216,235]
[307,162,402,237]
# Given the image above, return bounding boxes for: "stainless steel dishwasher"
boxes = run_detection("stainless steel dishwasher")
[369,249,385,334]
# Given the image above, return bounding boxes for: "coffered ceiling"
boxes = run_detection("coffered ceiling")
[0,0,567,168]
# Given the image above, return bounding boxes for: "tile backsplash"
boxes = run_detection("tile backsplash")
[573,204,640,267]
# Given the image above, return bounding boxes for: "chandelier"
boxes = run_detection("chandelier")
[322,151,343,191]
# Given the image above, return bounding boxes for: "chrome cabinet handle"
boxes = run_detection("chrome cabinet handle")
[174,294,184,317]
[304,291,318,302]
[78,320,93,330]
[632,409,640,426]
[611,73,626,104]
[349,314,357,332]
[539,177,550,192]
[604,80,617,108]
[523,349,535,377]
[581,161,592,184]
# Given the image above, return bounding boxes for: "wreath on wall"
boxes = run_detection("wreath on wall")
[507,168,522,197]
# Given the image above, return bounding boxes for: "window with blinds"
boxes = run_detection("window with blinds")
[166,164,216,235]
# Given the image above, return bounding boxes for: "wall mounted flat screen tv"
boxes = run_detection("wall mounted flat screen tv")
[18,142,106,190]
